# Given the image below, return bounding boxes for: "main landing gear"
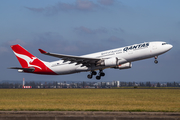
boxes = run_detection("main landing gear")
[154,56,158,64]
[87,70,105,80]
[96,70,105,80]
[87,71,97,79]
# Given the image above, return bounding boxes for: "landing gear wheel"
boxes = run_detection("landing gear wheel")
[154,60,158,64]
[154,56,158,64]
[87,74,92,79]
[96,76,101,80]
[100,72,105,76]
[92,71,97,75]
[87,71,97,79]
[95,70,105,80]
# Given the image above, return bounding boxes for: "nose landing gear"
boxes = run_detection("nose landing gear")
[154,56,158,64]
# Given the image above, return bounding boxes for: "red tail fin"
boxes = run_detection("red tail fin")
[11,44,37,68]
[11,44,57,75]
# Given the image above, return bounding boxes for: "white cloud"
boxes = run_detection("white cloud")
[25,0,117,15]
[25,0,100,15]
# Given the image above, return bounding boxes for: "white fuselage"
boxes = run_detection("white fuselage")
[46,41,173,75]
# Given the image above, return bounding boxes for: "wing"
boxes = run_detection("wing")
[39,49,100,66]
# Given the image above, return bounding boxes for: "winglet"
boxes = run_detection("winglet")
[39,49,47,54]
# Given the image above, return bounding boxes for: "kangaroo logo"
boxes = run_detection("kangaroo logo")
[13,51,42,70]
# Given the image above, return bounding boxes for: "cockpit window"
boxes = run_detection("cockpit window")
[162,43,167,45]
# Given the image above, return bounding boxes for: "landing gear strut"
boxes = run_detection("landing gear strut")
[154,56,158,64]
[87,71,97,79]
[96,70,105,80]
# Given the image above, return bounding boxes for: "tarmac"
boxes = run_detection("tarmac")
[0,111,180,120]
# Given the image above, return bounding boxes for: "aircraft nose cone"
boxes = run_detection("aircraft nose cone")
[169,44,173,50]
[170,44,173,49]
[165,44,173,52]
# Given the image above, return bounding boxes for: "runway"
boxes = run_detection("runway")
[0,111,180,120]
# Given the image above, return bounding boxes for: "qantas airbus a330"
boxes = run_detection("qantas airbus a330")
[9,41,173,80]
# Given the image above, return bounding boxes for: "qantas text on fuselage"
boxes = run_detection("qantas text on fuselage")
[9,41,173,80]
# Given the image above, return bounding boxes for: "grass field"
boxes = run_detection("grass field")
[0,89,180,112]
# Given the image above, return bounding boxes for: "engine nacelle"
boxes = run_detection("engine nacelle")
[96,57,119,67]
[117,62,132,70]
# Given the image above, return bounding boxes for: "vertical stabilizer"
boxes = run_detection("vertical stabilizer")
[11,44,38,68]
[10,44,57,75]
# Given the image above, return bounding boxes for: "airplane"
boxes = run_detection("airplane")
[9,41,173,80]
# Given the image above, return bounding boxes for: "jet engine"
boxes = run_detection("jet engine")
[115,62,132,70]
[96,57,119,67]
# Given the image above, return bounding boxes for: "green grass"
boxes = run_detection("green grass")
[0,89,180,112]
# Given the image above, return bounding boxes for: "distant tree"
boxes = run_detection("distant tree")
[173,82,179,87]
[157,82,160,87]
[146,82,151,87]
[2,82,10,88]
[48,82,52,88]
[173,81,176,87]
[83,81,85,88]
[140,82,145,86]
[133,82,135,86]
[30,81,36,88]
[52,81,57,88]
[167,82,172,87]
[15,83,19,88]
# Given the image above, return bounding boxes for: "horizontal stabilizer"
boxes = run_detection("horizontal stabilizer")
[8,67,35,72]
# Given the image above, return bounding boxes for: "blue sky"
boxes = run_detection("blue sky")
[0,0,180,82]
